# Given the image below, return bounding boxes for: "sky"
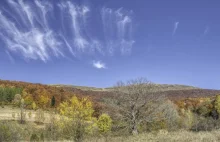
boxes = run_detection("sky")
[0,0,220,89]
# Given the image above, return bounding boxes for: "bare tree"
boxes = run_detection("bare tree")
[20,98,25,124]
[113,78,166,135]
[13,94,26,124]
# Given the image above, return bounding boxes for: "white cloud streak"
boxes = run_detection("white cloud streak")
[0,0,62,62]
[101,7,135,55]
[58,2,90,53]
[172,22,179,36]
[34,0,53,29]
[0,1,135,66]
[92,60,106,69]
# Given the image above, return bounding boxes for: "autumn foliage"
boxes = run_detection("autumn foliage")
[0,80,102,110]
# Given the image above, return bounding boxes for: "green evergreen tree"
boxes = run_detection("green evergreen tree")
[51,96,56,107]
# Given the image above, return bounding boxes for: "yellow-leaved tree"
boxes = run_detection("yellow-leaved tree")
[58,96,96,142]
[215,95,220,114]
[59,96,94,120]
[38,95,49,109]
[97,113,112,134]
[24,94,34,108]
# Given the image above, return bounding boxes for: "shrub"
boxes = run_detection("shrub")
[97,113,112,134]
[0,121,28,141]
[32,102,37,110]
[197,105,211,116]
[45,113,60,141]
[13,94,21,106]
[191,116,217,131]
[196,98,213,117]
[214,95,220,115]
[28,111,32,119]
[141,120,167,132]
[30,133,39,142]
[180,109,195,130]
[1,102,4,108]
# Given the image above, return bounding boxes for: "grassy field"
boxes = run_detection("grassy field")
[0,106,56,123]
[1,106,220,142]
[86,130,220,142]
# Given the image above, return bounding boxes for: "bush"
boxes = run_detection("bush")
[141,120,167,132]
[45,116,91,141]
[191,116,217,131]
[196,98,213,117]
[0,102,4,108]
[197,105,211,116]
[0,121,25,141]
[215,95,220,114]
[13,94,21,106]
[32,102,37,110]
[28,111,32,119]
[180,109,194,130]
[45,119,60,141]
[30,133,40,142]
[97,113,112,134]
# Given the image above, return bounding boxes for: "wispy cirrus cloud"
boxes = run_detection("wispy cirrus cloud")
[0,0,62,62]
[172,22,179,36]
[92,60,106,69]
[0,0,135,68]
[101,7,135,55]
[59,2,90,52]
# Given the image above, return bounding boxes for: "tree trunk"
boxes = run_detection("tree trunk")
[20,104,24,124]
[131,109,138,135]
[20,99,25,124]
[132,125,138,135]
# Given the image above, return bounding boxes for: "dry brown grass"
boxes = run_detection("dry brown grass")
[0,106,59,123]
[85,130,220,142]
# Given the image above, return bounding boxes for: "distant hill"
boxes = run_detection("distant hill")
[161,89,220,100]
[50,83,220,102]
[1,79,220,102]
[50,83,199,92]
[149,84,199,91]
[49,84,107,91]
[106,84,199,92]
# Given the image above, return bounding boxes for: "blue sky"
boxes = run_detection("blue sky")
[0,0,220,89]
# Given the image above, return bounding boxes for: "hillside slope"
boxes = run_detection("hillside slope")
[1,79,220,102]
[51,83,199,92]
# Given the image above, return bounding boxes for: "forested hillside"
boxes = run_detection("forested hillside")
[1,79,220,141]
[1,79,220,109]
